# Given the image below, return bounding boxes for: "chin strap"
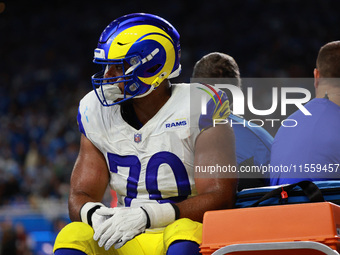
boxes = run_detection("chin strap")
[168,64,181,79]
[133,70,169,99]
[133,84,155,99]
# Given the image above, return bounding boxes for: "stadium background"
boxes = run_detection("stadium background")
[1,0,340,254]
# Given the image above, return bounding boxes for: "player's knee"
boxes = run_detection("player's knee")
[164,218,202,236]
[53,222,94,253]
[163,218,203,249]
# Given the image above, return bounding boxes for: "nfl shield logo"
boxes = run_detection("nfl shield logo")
[134,133,142,143]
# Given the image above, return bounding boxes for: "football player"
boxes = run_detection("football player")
[53,13,237,255]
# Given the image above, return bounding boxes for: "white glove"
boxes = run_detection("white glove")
[93,207,148,250]
[141,203,177,228]
[80,202,106,227]
[91,209,112,235]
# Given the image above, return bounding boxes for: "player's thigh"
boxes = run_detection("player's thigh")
[163,218,203,250]
[53,222,117,254]
[53,219,202,255]
[129,220,202,255]
[131,229,164,255]
[53,222,163,255]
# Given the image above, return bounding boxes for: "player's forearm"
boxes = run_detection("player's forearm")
[176,180,237,222]
[68,135,110,221]
[68,190,100,222]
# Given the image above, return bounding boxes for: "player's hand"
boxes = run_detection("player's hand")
[93,207,148,250]
[91,209,113,236]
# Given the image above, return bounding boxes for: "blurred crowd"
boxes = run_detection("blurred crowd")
[1,1,340,252]
[0,0,340,208]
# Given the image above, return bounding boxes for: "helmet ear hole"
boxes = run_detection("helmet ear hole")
[146,64,162,74]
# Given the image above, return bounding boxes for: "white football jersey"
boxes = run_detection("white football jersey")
[77,83,230,207]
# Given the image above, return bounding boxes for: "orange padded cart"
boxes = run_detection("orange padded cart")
[200,202,340,255]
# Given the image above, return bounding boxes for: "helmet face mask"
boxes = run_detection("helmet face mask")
[92,56,148,105]
[91,13,181,106]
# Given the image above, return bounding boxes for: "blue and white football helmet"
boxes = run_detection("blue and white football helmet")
[91,13,181,106]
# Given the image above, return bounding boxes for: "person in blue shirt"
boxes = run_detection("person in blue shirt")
[270,41,340,185]
[192,52,274,190]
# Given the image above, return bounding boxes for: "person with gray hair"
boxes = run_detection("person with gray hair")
[193,52,274,191]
